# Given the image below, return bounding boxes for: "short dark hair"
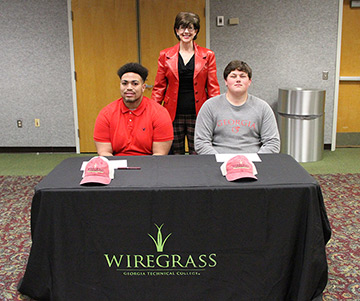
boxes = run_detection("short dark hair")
[117,63,148,82]
[223,60,252,80]
[174,12,200,41]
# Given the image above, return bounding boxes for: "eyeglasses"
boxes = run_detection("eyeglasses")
[178,25,195,32]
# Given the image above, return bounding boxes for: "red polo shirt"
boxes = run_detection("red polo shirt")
[94,96,173,156]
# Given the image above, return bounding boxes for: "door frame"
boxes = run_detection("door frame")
[332,0,343,151]
[67,0,80,153]
[67,0,210,153]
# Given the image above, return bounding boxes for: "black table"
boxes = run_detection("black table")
[19,154,331,301]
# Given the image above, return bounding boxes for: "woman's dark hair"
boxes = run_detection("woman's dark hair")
[173,12,200,41]
[117,62,148,82]
[223,60,252,80]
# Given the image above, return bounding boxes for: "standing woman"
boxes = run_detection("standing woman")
[151,12,220,155]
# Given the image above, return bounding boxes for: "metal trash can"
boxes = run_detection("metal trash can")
[277,88,325,162]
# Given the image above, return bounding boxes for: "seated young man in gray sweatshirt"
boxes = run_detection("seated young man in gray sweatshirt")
[194,60,280,154]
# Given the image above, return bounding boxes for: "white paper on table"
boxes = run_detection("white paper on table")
[215,153,261,163]
[109,160,128,169]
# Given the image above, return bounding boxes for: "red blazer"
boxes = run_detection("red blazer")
[151,42,220,121]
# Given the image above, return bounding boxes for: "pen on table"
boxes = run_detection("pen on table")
[117,167,141,170]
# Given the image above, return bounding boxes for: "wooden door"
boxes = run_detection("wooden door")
[72,0,205,152]
[139,0,206,98]
[72,0,138,152]
[337,0,360,146]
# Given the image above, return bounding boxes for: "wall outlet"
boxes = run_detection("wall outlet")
[322,71,329,80]
[17,119,23,128]
[216,16,224,27]
[35,118,40,127]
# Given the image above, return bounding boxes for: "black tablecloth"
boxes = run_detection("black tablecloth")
[19,154,331,301]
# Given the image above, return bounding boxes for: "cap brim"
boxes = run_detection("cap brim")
[80,176,111,185]
[226,172,257,182]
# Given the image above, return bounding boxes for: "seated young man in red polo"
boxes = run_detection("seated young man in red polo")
[94,63,173,156]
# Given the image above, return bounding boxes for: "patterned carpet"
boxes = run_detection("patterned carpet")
[313,173,360,300]
[0,174,359,300]
[0,176,42,301]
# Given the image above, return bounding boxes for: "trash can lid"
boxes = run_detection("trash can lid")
[278,88,325,116]
[280,87,324,92]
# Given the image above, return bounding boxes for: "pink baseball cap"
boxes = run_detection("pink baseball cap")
[80,156,111,185]
[224,155,257,182]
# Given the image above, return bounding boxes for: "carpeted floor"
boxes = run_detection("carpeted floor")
[0,176,42,301]
[313,173,360,300]
[0,174,359,300]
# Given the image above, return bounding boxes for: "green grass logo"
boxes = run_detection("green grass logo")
[148,224,172,252]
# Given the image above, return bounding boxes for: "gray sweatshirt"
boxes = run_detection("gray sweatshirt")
[195,93,280,154]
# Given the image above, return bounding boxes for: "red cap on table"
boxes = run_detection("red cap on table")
[225,155,257,182]
[80,156,111,185]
